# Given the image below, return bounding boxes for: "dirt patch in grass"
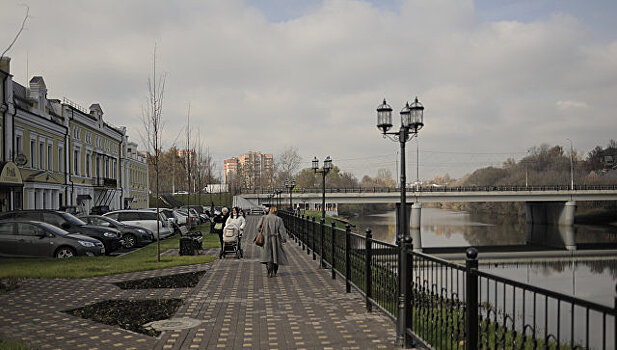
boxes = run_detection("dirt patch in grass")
[114,271,206,289]
[0,279,20,294]
[65,299,183,337]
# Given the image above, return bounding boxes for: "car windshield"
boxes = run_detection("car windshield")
[38,222,69,236]
[59,212,87,226]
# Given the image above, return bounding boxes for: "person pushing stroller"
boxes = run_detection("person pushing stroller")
[225,207,246,257]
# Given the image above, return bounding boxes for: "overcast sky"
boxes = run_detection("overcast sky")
[1,0,616,181]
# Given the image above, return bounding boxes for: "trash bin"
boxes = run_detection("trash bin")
[192,235,203,250]
[180,237,195,256]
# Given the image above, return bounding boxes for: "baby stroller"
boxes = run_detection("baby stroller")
[222,224,243,258]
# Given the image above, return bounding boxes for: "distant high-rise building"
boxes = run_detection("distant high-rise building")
[224,151,273,188]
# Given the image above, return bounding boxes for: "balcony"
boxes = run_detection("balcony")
[95,177,117,188]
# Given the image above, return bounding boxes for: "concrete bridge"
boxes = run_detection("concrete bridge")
[235,185,617,226]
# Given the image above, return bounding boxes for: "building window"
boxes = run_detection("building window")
[48,144,52,171]
[39,142,44,169]
[74,148,80,175]
[86,152,91,177]
[16,135,22,155]
[58,147,64,172]
[30,140,36,168]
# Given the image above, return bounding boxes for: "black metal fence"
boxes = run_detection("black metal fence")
[280,211,617,349]
[240,184,617,195]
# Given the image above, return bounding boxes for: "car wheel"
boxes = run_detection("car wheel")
[123,234,137,249]
[55,247,76,258]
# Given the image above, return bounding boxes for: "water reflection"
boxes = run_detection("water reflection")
[482,259,617,306]
[351,207,617,308]
[352,208,617,250]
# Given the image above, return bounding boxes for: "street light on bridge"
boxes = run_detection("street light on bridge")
[376,96,424,347]
[566,138,574,191]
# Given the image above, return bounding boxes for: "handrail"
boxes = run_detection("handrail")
[280,211,617,349]
[237,184,617,195]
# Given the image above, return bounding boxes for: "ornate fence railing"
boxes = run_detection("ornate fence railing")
[240,184,617,195]
[279,211,617,349]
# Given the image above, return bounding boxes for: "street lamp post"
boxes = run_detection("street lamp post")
[312,156,333,220]
[376,97,424,347]
[313,156,333,269]
[285,179,296,212]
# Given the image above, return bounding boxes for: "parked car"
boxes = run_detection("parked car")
[171,209,190,227]
[143,208,186,234]
[0,220,105,258]
[176,208,198,229]
[59,206,81,215]
[90,205,110,215]
[103,210,175,239]
[181,205,210,223]
[79,215,154,249]
[0,210,122,254]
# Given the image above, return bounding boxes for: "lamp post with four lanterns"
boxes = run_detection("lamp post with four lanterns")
[376,96,424,347]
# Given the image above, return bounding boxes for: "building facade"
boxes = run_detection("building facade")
[224,151,273,188]
[121,140,149,209]
[0,56,148,213]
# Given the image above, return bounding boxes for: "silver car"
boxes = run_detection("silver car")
[0,221,105,258]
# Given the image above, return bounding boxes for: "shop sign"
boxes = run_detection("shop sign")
[0,162,23,185]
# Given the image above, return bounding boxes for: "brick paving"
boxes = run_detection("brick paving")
[0,216,400,349]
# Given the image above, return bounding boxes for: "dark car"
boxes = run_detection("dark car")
[90,205,110,215]
[0,210,123,254]
[79,215,154,249]
[0,220,105,258]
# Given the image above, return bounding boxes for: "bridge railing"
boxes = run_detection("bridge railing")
[240,184,617,195]
[279,210,617,349]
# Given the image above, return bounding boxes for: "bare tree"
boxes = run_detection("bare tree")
[275,146,302,183]
[183,103,194,204]
[140,43,166,262]
[1,5,29,59]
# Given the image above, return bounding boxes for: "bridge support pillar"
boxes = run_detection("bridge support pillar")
[410,203,422,251]
[525,201,576,226]
[410,202,421,229]
[526,223,577,250]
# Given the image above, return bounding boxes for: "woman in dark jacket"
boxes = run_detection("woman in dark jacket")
[213,207,230,258]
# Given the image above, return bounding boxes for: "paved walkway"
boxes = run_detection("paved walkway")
[0,216,399,349]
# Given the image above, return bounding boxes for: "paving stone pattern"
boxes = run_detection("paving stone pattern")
[0,216,400,349]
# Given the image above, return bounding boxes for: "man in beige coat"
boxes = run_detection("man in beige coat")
[258,207,288,277]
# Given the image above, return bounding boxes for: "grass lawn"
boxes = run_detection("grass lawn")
[0,338,29,350]
[0,224,220,279]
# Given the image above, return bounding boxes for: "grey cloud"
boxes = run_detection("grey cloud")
[1,0,616,179]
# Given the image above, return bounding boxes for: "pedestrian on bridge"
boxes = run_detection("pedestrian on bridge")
[259,207,288,277]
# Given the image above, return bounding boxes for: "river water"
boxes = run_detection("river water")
[352,208,617,306]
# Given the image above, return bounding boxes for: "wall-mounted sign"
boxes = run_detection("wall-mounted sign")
[14,154,27,167]
[0,162,23,185]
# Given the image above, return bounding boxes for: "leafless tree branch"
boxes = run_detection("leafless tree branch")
[1,5,30,60]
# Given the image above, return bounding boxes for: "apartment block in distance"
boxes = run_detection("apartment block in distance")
[224,151,273,188]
